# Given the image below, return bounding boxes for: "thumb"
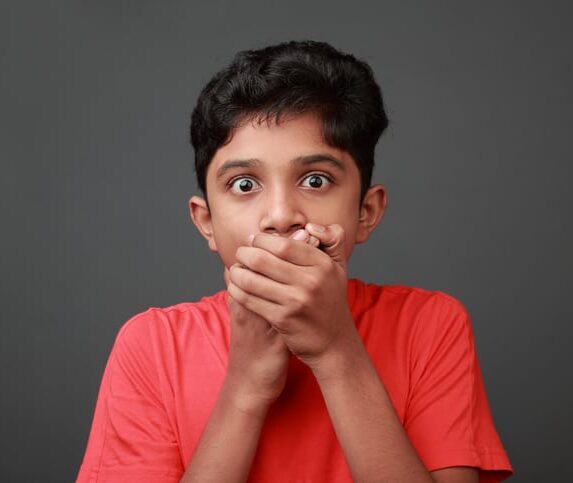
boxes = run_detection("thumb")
[305,223,346,265]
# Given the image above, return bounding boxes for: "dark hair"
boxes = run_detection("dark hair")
[190,40,389,202]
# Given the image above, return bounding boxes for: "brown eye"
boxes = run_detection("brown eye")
[301,174,331,189]
[309,176,322,188]
[229,177,260,194]
[239,179,253,191]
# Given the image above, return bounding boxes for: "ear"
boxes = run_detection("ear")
[356,184,387,244]
[189,196,218,252]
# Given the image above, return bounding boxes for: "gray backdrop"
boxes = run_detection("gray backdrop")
[1,1,571,482]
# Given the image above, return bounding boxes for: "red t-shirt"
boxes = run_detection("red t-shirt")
[77,279,513,482]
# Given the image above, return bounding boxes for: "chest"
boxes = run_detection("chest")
[170,335,410,481]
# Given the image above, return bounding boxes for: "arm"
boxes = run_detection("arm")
[312,327,479,483]
[312,328,434,482]
[181,272,289,483]
[306,226,480,482]
[228,228,432,481]
[180,380,269,483]
[229,226,481,483]
[77,313,185,482]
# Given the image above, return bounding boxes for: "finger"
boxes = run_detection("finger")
[308,235,320,248]
[229,263,290,304]
[251,232,322,266]
[227,280,283,324]
[305,223,346,264]
[290,229,319,249]
[235,247,294,284]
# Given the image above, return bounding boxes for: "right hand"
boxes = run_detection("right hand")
[224,265,290,414]
[223,230,320,414]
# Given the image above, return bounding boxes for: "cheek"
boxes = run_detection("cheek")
[212,217,257,257]
[310,203,359,229]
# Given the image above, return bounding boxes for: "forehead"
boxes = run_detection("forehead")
[206,114,358,178]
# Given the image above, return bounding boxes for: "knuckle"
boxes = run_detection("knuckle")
[235,268,255,293]
[303,274,321,295]
[229,265,242,284]
[271,308,289,331]
[287,293,304,312]
[235,246,248,263]
[292,289,311,312]
[275,239,291,258]
[249,249,266,271]
[324,255,338,271]
[275,320,290,333]
[298,293,311,311]
[228,283,245,304]
[243,273,257,293]
[237,247,266,272]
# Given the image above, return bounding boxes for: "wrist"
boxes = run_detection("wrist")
[309,326,371,384]
[219,376,276,419]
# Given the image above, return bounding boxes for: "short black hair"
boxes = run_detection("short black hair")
[190,40,389,202]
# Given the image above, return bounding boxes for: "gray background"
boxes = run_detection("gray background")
[1,1,571,481]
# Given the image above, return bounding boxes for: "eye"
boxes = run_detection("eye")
[301,174,332,189]
[229,177,260,194]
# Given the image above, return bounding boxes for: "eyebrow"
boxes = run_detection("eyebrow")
[215,158,262,179]
[291,153,346,171]
[215,153,345,179]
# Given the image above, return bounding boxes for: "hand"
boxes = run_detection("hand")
[224,267,290,414]
[227,224,357,370]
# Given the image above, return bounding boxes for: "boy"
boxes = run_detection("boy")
[77,41,513,482]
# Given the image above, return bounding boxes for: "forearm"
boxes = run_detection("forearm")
[313,333,434,483]
[180,379,269,483]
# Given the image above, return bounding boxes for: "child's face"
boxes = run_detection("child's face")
[190,113,386,269]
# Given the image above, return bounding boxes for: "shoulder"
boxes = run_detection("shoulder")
[348,278,474,351]
[111,290,229,354]
[349,278,470,319]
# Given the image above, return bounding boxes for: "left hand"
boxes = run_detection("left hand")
[226,223,356,369]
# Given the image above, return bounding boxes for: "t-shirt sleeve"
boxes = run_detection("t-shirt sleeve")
[404,293,513,482]
[76,312,184,482]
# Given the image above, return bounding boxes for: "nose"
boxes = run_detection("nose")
[258,187,306,236]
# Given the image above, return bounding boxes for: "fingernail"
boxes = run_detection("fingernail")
[309,236,320,247]
[308,223,325,233]
[293,229,308,241]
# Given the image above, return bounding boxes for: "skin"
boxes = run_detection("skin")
[184,113,479,483]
